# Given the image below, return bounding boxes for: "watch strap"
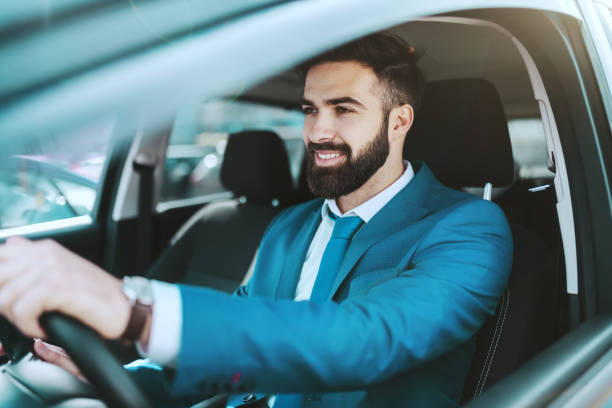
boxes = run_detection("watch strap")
[120,301,151,343]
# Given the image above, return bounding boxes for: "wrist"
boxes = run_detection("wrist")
[120,276,154,344]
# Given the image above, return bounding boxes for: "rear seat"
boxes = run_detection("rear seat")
[146,130,295,292]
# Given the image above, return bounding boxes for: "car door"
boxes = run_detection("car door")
[463,2,612,406]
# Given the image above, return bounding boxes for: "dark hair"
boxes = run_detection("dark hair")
[301,31,425,113]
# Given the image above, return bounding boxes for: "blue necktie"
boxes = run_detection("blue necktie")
[310,214,363,301]
[272,214,363,408]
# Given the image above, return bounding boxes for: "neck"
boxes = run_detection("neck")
[335,155,405,214]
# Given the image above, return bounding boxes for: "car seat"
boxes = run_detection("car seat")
[403,78,560,402]
[146,130,295,293]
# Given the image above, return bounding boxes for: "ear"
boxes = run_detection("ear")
[388,104,414,143]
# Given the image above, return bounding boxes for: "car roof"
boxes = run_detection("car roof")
[0,0,583,144]
[244,19,541,118]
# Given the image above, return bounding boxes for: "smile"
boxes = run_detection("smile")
[314,151,346,166]
[317,152,341,160]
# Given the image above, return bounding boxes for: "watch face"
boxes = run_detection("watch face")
[122,284,138,302]
[123,276,154,306]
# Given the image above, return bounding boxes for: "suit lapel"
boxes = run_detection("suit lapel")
[275,205,322,299]
[328,163,435,299]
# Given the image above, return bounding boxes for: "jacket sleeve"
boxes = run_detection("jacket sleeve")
[169,199,513,397]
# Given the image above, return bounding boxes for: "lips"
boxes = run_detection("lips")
[307,142,351,167]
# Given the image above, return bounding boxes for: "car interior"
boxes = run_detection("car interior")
[3,6,609,407]
[133,18,569,404]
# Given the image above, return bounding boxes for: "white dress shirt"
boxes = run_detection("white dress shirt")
[294,161,413,300]
[139,161,414,366]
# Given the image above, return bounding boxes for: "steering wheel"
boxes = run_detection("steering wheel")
[4,313,153,408]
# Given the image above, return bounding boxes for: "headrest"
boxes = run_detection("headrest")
[404,79,514,188]
[220,130,294,204]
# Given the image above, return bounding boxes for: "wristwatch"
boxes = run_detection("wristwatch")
[120,276,154,343]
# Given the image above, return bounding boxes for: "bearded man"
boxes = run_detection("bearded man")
[0,32,512,408]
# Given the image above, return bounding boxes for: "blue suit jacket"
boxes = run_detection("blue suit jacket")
[165,162,512,407]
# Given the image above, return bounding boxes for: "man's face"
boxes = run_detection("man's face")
[302,61,390,199]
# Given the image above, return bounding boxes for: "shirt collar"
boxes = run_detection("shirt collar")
[321,160,414,223]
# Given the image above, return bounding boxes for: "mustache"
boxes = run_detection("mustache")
[307,142,351,156]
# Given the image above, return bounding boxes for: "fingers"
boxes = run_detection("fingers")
[5,236,29,245]
[0,239,64,338]
[0,246,30,284]
[34,340,88,383]
[0,236,30,261]
[0,269,42,325]
[34,339,68,361]
[9,284,51,338]
[0,237,129,340]
[0,342,4,357]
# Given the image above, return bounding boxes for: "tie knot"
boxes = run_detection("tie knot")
[330,215,363,239]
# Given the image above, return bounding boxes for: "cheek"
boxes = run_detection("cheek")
[302,116,315,143]
[335,116,360,137]
[343,116,379,149]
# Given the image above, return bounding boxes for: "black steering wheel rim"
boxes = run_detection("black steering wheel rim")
[40,312,153,408]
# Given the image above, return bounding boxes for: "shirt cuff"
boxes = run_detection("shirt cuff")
[135,280,182,368]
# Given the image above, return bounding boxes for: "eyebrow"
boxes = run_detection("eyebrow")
[301,96,367,110]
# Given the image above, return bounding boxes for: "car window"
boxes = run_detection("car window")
[593,1,612,47]
[159,99,304,207]
[0,117,113,230]
[507,118,554,180]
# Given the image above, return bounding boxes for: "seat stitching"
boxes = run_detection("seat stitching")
[479,288,510,396]
[477,290,510,396]
[474,327,496,396]
[474,289,506,398]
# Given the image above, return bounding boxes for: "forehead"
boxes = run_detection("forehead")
[303,61,380,103]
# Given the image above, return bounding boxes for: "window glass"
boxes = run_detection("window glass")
[594,2,612,48]
[160,99,304,205]
[507,118,554,179]
[0,118,113,229]
[605,5,612,47]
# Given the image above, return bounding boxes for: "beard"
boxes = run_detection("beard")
[306,115,390,199]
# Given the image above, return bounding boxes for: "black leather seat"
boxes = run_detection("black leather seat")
[147,130,295,293]
[404,78,559,402]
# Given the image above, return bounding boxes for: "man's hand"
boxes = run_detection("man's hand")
[3,338,87,383]
[33,339,88,383]
[0,237,131,340]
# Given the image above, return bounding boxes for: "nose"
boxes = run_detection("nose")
[305,112,335,144]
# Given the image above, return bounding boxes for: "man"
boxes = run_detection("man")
[0,32,512,407]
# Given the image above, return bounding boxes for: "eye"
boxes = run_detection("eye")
[335,106,353,114]
[301,106,316,115]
